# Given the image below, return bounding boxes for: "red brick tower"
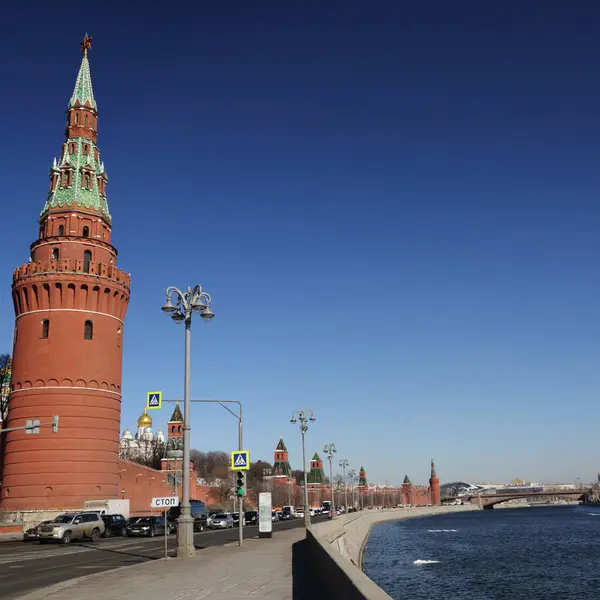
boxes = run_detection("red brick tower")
[161,404,184,490]
[272,437,293,479]
[429,457,441,506]
[0,36,130,511]
[402,475,413,505]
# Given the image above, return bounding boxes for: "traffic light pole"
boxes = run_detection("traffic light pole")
[164,399,244,547]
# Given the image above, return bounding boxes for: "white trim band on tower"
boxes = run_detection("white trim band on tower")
[10,386,122,397]
[33,239,117,257]
[16,308,124,324]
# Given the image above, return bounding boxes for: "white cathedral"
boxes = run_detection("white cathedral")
[119,408,165,461]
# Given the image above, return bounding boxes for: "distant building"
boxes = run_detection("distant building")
[119,408,165,462]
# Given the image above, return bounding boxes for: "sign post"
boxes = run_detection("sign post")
[258,492,272,539]
[231,451,250,547]
[152,496,179,560]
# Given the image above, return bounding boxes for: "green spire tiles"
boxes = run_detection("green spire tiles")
[41,138,111,222]
[42,52,111,223]
[69,54,96,110]
[403,474,412,484]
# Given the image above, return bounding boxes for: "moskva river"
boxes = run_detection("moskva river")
[362,505,600,599]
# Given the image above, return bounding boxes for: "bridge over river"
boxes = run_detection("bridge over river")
[450,490,585,509]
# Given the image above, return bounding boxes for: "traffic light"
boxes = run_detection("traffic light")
[52,415,59,433]
[236,471,246,496]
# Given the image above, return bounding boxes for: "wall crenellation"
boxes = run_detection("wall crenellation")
[13,259,130,287]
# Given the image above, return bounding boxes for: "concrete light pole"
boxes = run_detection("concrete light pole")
[323,443,337,517]
[348,469,356,509]
[161,285,214,558]
[290,410,316,528]
[339,459,349,511]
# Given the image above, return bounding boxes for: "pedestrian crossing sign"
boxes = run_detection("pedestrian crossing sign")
[231,450,250,471]
[146,391,162,410]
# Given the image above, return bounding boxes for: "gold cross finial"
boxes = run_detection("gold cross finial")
[80,33,93,56]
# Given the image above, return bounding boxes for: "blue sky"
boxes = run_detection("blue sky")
[1,2,599,485]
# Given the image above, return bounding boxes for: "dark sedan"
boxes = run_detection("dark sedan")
[244,511,258,525]
[126,516,168,537]
[23,521,51,541]
[101,514,128,537]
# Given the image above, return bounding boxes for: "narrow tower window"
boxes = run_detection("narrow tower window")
[52,248,59,260]
[84,114,88,125]
[41,319,49,339]
[58,225,64,236]
[82,226,89,238]
[83,172,91,189]
[75,112,79,124]
[84,320,93,340]
[83,250,92,273]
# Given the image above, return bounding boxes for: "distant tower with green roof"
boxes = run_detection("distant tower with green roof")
[429,457,441,506]
[402,474,413,505]
[307,452,326,484]
[273,437,292,478]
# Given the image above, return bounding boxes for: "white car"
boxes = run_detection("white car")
[209,514,234,529]
[293,509,304,518]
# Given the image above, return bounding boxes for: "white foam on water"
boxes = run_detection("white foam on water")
[427,529,458,532]
[414,559,440,565]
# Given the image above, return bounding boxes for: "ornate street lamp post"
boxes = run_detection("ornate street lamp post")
[348,469,356,510]
[339,459,349,511]
[162,285,214,558]
[323,443,337,518]
[290,409,315,528]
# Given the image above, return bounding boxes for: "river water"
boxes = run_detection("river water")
[362,505,600,599]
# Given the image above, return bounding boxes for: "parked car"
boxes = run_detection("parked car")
[23,521,51,541]
[209,513,234,529]
[244,511,258,525]
[101,514,128,537]
[38,513,105,544]
[293,508,304,518]
[231,513,246,527]
[168,500,206,532]
[126,516,168,537]
[280,508,293,521]
[271,510,280,522]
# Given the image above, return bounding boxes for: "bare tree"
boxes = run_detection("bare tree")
[0,354,11,425]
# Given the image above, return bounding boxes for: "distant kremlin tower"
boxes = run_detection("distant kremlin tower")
[0,36,130,510]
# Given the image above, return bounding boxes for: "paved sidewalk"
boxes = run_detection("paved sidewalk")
[0,533,23,543]
[18,528,319,600]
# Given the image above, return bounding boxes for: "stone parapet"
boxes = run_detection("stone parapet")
[306,505,480,599]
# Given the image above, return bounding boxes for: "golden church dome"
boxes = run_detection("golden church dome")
[137,408,153,428]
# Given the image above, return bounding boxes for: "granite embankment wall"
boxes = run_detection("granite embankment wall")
[305,506,479,599]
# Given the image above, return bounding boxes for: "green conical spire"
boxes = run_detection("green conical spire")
[69,46,96,110]
[41,41,110,223]
[403,474,412,484]
[169,403,183,422]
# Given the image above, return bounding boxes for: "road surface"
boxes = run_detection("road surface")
[0,517,324,599]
